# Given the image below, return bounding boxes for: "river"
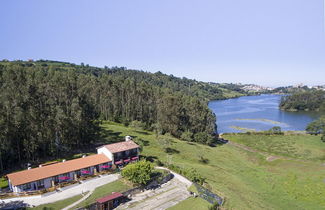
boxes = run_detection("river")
[208,94,320,133]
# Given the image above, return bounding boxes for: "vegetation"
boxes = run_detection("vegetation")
[224,133,325,161]
[75,179,131,208]
[0,176,8,189]
[101,122,325,210]
[0,60,252,173]
[306,116,325,142]
[168,197,212,210]
[30,194,83,210]
[121,160,154,185]
[280,90,325,111]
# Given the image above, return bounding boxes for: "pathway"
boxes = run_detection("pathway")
[0,173,120,207]
[62,190,93,210]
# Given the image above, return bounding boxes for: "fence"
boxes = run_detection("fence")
[193,183,223,205]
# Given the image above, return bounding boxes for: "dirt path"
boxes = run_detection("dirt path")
[227,141,324,166]
[227,141,280,162]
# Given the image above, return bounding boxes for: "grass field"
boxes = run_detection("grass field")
[101,121,325,210]
[75,179,131,208]
[168,197,211,210]
[31,194,82,210]
[0,177,8,189]
[224,133,325,161]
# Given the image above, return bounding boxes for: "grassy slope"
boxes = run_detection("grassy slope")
[168,197,211,210]
[31,194,82,210]
[224,134,325,161]
[75,179,131,208]
[0,177,8,189]
[101,122,325,210]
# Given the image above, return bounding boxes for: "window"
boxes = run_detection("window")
[22,183,31,190]
[37,179,44,187]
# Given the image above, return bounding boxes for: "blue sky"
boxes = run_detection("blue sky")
[1,0,324,86]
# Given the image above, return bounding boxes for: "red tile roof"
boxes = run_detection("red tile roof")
[96,192,123,203]
[7,154,111,186]
[102,140,139,153]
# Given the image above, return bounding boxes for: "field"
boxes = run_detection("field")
[168,197,211,210]
[31,194,82,210]
[223,133,325,161]
[0,177,8,189]
[101,121,325,210]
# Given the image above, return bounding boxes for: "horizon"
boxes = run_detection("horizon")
[1,0,325,86]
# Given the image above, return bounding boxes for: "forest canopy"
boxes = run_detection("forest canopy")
[0,60,246,173]
[279,90,325,111]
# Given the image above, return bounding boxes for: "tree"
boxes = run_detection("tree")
[306,116,325,134]
[306,116,325,142]
[180,131,193,142]
[268,126,282,135]
[121,160,154,185]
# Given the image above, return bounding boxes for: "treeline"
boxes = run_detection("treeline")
[279,90,325,111]
[0,60,242,172]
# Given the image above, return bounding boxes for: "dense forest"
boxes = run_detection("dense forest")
[0,60,247,173]
[279,90,325,111]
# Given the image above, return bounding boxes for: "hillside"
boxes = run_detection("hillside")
[0,60,247,174]
[100,122,325,210]
[279,90,325,111]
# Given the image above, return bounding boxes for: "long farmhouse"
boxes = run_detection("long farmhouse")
[7,137,139,193]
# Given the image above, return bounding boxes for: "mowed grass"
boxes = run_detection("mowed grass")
[168,197,211,210]
[31,194,82,210]
[224,133,325,161]
[75,179,131,208]
[0,177,8,189]
[101,121,325,210]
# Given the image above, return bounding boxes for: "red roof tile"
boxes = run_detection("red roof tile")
[7,154,111,186]
[96,192,123,203]
[103,140,139,153]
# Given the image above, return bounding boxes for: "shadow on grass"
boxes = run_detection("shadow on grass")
[165,148,180,154]
[134,138,150,146]
[99,129,124,144]
[143,155,158,162]
[135,130,150,135]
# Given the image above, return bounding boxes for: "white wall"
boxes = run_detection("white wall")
[97,147,114,162]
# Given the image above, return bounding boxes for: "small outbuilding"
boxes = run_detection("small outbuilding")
[96,192,124,210]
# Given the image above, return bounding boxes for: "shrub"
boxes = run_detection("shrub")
[121,160,154,185]
[129,120,145,130]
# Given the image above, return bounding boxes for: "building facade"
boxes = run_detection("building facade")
[6,137,139,193]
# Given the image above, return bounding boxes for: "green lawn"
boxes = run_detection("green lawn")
[168,197,211,210]
[75,179,131,208]
[100,121,325,210]
[31,194,82,210]
[224,133,325,161]
[0,177,8,189]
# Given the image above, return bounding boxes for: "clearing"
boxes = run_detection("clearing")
[101,121,325,210]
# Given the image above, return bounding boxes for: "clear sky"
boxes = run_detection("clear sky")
[1,0,325,87]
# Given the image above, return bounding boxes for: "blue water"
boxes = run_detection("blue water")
[208,94,320,133]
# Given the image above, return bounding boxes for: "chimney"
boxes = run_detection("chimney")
[28,167,31,170]
[62,159,66,162]
[39,165,42,168]
[125,136,132,141]
[82,155,86,158]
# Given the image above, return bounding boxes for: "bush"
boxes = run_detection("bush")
[121,160,154,185]
[180,131,193,142]
[167,164,205,185]
[129,120,146,130]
